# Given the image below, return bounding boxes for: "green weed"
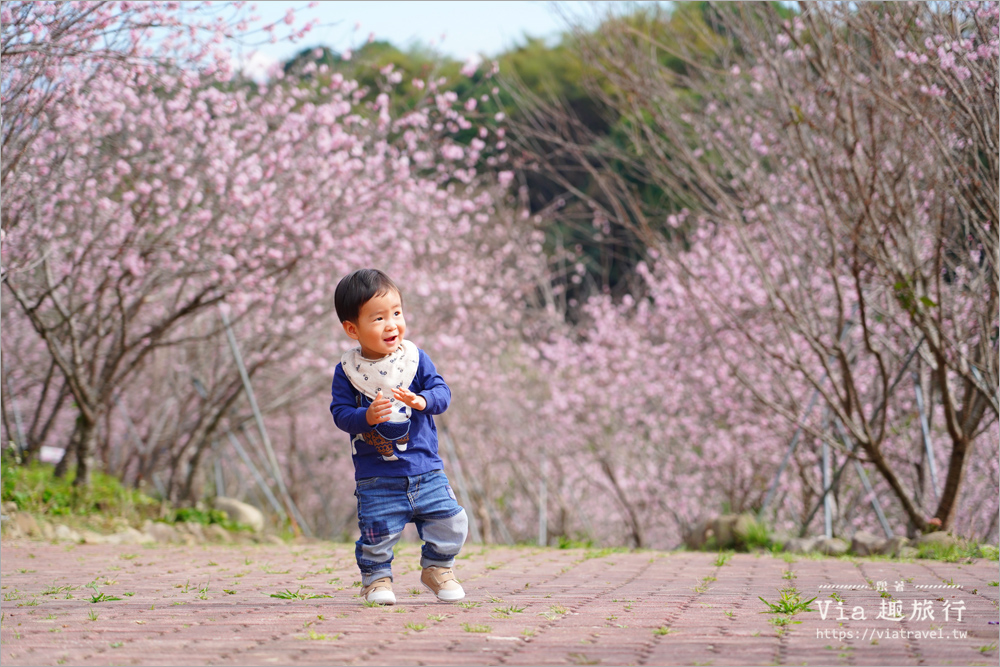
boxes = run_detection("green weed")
[270,588,331,600]
[461,623,491,633]
[759,590,816,615]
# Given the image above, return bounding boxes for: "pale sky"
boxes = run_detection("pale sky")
[237,1,654,77]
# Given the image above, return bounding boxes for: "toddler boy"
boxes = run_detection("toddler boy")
[330,268,468,605]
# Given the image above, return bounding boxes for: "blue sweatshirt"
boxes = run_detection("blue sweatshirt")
[330,347,451,479]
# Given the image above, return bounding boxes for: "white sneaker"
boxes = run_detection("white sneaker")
[361,577,395,605]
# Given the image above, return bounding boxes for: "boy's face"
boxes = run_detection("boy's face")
[342,289,406,359]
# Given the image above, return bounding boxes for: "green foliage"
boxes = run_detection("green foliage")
[2,450,156,522]
[916,540,997,562]
[557,535,594,549]
[741,518,773,551]
[2,448,250,532]
[758,590,817,615]
[270,588,332,600]
[714,550,734,566]
[461,623,492,633]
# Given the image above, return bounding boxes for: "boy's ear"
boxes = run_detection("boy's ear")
[342,320,360,340]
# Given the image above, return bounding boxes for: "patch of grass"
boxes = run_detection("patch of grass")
[743,518,773,550]
[88,589,121,604]
[428,614,449,622]
[916,540,996,563]
[557,536,594,549]
[404,622,426,632]
[582,547,627,561]
[42,584,78,596]
[270,588,331,600]
[87,610,99,621]
[1,452,156,524]
[260,563,291,575]
[299,629,339,641]
[197,581,210,600]
[461,623,491,633]
[715,551,734,567]
[768,615,799,627]
[759,590,816,615]
[539,604,569,620]
[492,604,526,618]
[977,642,998,653]
[653,626,676,635]
[458,601,482,609]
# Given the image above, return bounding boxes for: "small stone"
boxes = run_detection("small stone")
[54,524,81,543]
[783,537,817,554]
[683,520,711,551]
[899,546,919,559]
[81,530,108,545]
[913,531,957,548]
[40,522,55,540]
[712,514,740,549]
[850,530,886,556]
[879,535,910,557]
[113,527,153,545]
[145,521,179,544]
[14,513,41,537]
[183,521,205,541]
[814,536,849,557]
[204,524,230,543]
[213,497,264,533]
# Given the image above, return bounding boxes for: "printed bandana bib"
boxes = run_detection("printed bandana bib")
[342,340,420,461]
[341,339,419,408]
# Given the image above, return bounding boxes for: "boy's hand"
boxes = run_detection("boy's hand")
[366,390,393,425]
[392,387,427,411]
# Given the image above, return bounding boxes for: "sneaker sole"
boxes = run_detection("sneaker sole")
[420,580,465,602]
[364,592,396,606]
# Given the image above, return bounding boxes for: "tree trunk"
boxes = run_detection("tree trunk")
[72,417,98,487]
[53,420,80,478]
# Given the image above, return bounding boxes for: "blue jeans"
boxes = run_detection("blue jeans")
[354,470,468,586]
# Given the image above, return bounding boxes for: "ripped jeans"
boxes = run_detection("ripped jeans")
[354,470,469,586]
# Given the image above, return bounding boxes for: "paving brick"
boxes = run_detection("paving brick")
[3,541,998,665]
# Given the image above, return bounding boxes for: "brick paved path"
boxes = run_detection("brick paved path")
[1,539,997,666]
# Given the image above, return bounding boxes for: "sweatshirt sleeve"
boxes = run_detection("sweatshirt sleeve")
[415,349,451,416]
[330,363,372,434]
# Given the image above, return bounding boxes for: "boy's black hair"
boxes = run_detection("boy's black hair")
[334,269,402,323]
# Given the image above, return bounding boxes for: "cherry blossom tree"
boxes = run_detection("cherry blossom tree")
[1,1,533,503]
[509,1,998,537]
